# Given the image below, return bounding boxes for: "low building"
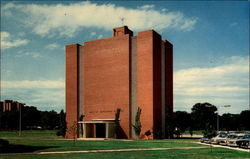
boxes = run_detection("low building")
[0,100,24,112]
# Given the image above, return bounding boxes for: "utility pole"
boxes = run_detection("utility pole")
[19,103,25,136]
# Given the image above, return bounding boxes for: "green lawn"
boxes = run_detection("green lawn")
[0,130,60,139]
[1,130,249,159]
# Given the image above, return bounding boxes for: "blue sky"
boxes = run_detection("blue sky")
[1,1,249,114]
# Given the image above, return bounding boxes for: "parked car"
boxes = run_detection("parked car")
[239,140,250,149]
[211,132,227,144]
[200,137,210,144]
[227,134,245,147]
[237,134,250,148]
[219,134,237,146]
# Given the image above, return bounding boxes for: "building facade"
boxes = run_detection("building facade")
[0,100,24,112]
[65,26,173,139]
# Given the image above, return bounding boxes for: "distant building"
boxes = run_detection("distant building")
[0,100,24,112]
[65,26,173,139]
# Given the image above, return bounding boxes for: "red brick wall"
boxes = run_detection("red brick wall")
[137,30,154,136]
[164,40,173,113]
[137,30,163,138]
[152,32,162,135]
[65,44,80,138]
[83,35,131,138]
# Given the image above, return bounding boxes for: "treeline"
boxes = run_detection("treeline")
[0,106,65,132]
[1,103,249,137]
[172,103,250,136]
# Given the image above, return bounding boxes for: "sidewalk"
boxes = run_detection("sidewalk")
[1,146,208,156]
[196,142,250,152]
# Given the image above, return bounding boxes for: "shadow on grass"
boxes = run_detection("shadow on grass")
[1,144,57,153]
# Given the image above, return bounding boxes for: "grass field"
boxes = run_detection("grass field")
[1,130,249,159]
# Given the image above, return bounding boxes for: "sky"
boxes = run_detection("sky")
[0,1,249,114]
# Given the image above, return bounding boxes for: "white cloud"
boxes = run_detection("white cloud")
[1,88,65,111]
[1,79,65,111]
[3,2,197,37]
[1,80,65,89]
[46,43,61,50]
[16,50,42,58]
[138,5,155,10]
[174,56,249,113]
[1,31,29,50]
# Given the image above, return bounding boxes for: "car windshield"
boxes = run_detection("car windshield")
[243,135,250,139]
[219,134,227,137]
[237,136,244,139]
[228,135,236,139]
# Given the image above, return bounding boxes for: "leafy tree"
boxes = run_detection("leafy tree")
[165,108,174,139]
[239,110,250,130]
[202,123,217,139]
[173,111,191,135]
[22,106,40,129]
[220,113,240,131]
[40,110,59,129]
[191,103,217,130]
[0,111,19,130]
[57,110,66,137]
[133,107,142,137]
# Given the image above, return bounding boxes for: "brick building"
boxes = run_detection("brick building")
[0,100,24,112]
[65,26,173,139]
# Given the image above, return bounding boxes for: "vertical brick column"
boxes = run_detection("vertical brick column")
[137,30,162,138]
[164,40,173,138]
[152,32,162,136]
[137,31,154,138]
[65,44,81,138]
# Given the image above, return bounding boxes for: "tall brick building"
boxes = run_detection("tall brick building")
[65,26,173,139]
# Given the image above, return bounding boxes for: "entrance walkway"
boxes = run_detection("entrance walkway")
[1,146,207,155]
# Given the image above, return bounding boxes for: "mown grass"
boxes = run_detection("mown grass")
[0,130,60,139]
[2,148,250,159]
[1,130,249,159]
[3,139,203,152]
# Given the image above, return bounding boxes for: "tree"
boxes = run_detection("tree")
[22,106,40,129]
[40,110,59,129]
[114,108,121,138]
[0,111,19,130]
[191,103,217,130]
[220,113,240,131]
[173,111,191,135]
[239,110,250,130]
[202,123,217,139]
[57,110,66,137]
[165,108,174,139]
[133,107,142,138]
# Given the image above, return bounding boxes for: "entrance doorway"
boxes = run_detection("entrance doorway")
[78,120,115,138]
[96,123,106,138]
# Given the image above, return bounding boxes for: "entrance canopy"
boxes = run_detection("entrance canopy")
[78,119,117,138]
